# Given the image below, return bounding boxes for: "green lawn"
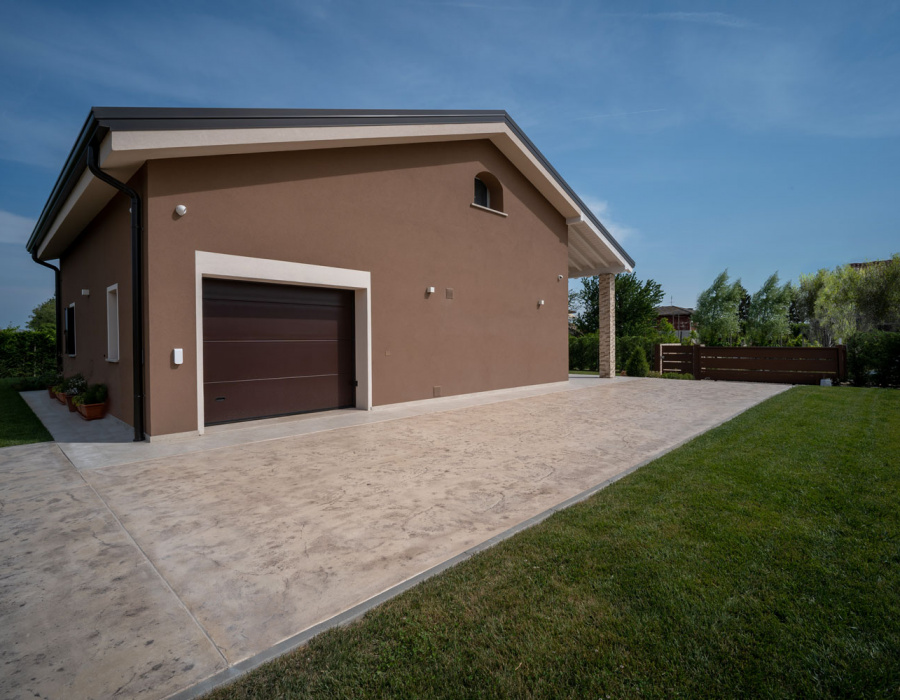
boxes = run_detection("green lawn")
[207,387,900,699]
[0,378,53,447]
[568,369,600,375]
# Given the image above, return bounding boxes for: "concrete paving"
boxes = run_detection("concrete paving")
[1,378,790,699]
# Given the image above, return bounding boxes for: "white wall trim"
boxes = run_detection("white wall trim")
[194,251,372,435]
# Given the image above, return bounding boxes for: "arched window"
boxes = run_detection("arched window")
[473,172,503,212]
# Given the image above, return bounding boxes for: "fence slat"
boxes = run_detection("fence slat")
[655,343,842,384]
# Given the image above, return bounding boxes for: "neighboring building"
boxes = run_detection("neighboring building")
[27,108,633,439]
[656,305,694,340]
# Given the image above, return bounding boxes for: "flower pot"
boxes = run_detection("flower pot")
[65,394,78,412]
[56,391,67,405]
[77,401,108,421]
[48,386,56,399]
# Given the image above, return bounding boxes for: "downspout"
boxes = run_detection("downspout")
[86,145,145,442]
[30,253,63,374]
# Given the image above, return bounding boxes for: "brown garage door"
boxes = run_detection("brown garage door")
[202,279,356,425]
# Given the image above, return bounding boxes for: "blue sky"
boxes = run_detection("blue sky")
[1,0,898,326]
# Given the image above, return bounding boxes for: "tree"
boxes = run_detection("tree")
[736,281,751,336]
[573,276,600,335]
[27,298,56,335]
[746,273,792,345]
[814,254,900,341]
[614,273,665,337]
[694,270,743,345]
[573,273,665,338]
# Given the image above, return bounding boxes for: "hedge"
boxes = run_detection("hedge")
[568,334,655,373]
[847,331,900,388]
[0,328,57,379]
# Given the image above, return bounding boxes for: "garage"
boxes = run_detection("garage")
[202,278,356,425]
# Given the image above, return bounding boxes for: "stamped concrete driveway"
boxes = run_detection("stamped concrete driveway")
[1,378,789,699]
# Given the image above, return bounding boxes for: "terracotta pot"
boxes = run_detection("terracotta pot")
[64,394,78,412]
[48,387,56,399]
[77,401,108,421]
[56,391,67,405]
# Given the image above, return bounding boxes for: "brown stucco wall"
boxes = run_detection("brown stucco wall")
[137,139,569,435]
[60,169,146,426]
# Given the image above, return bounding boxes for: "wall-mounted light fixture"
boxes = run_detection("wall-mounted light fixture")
[538,299,545,306]
[81,289,90,296]
[426,286,435,294]
[558,274,564,280]
[173,348,184,365]
[175,204,188,217]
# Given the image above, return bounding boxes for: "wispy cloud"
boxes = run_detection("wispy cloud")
[574,108,667,122]
[0,210,35,245]
[606,12,756,29]
[580,197,638,245]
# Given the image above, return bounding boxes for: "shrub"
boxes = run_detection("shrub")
[0,328,57,378]
[647,371,695,380]
[11,373,60,391]
[847,332,900,387]
[616,336,654,372]
[569,333,599,372]
[84,383,108,404]
[625,346,649,377]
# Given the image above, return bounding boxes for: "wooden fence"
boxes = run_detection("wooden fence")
[653,344,847,384]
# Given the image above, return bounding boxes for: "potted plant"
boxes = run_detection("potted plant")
[74,383,108,421]
[53,380,67,404]
[64,374,87,412]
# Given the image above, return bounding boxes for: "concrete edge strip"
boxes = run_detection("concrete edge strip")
[163,384,790,700]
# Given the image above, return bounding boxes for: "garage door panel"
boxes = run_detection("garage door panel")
[202,278,356,425]
[204,375,356,424]
[204,339,355,383]
[203,299,354,342]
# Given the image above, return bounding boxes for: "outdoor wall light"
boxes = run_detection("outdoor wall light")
[558,274,564,280]
[175,204,188,216]
[538,299,545,306]
[81,289,90,296]
[426,286,435,294]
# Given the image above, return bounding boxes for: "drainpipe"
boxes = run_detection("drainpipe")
[30,252,63,374]
[86,145,145,442]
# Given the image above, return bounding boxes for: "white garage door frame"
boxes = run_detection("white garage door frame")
[195,251,372,435]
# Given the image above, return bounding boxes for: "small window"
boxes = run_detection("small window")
[65,303,76,356]
[472,171,504,213]
[474,177,490,208]
[106,284,119,362]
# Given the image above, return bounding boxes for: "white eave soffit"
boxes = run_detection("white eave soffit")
[41,123,632,276]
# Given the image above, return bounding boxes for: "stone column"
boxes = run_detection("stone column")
[598,273,615,378]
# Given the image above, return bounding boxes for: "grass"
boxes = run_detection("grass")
[207,386,900,699]
[0,378,53,447]
[568,369,599,375]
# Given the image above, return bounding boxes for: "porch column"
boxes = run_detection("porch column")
[598,273,615,378]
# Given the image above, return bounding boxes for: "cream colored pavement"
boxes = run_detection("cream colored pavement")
[1,378,789,699]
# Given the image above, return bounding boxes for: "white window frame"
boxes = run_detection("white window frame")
[66,302,76,357]
[106,284,120,362]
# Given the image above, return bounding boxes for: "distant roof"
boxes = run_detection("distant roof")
[27,108,635,277]
[656,305,694,316]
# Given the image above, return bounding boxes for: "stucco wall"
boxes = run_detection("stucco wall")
[60,170,145,427]
[140,139,569,435]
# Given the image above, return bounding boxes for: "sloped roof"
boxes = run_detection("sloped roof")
[656,305,694,316]
[27,108,634,276]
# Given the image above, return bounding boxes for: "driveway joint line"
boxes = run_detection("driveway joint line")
[64,448,229,667]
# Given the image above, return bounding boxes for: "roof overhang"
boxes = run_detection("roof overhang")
[28,108,634,275]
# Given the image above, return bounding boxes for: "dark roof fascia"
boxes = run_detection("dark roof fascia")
[28,108,634,268]
[26,111,107,254]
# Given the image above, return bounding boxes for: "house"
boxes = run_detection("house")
[26,109,633,440]
[656,305,694,340]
